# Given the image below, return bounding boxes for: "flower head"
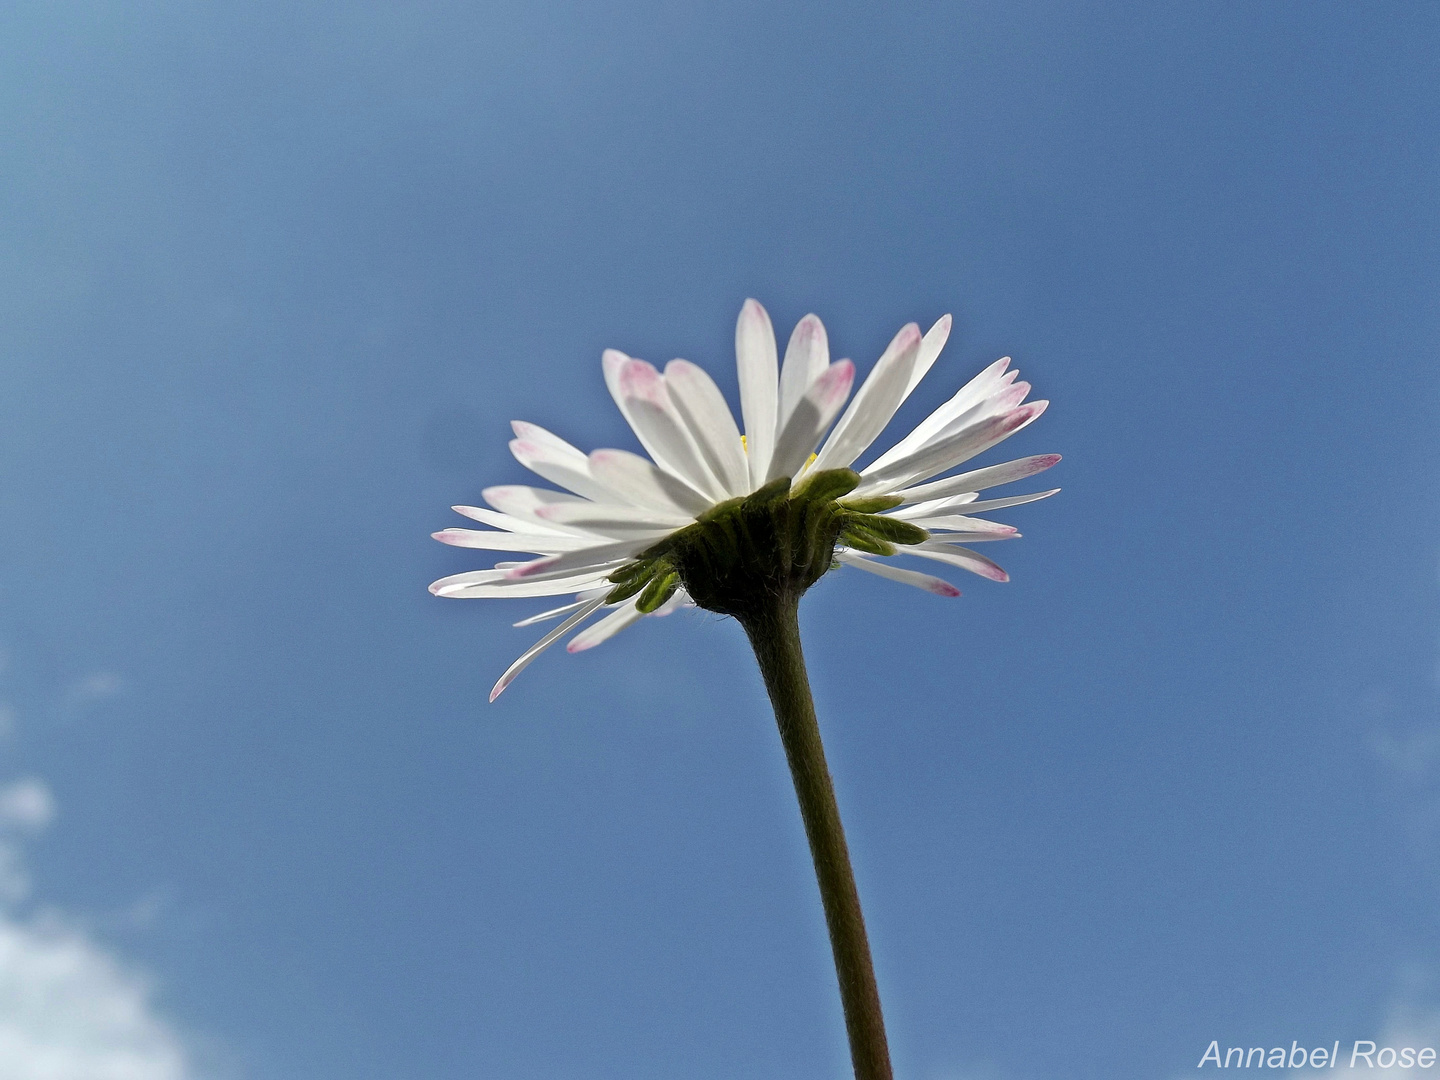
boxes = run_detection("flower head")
[431,300,1059,700]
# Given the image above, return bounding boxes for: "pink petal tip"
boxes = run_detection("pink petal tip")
[506,558,557,580]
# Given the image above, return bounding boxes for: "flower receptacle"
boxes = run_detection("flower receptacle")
[605,469,928,619]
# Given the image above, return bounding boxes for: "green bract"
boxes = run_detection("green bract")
[605,469,930,619]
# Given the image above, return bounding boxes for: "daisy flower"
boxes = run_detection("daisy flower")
[430,299,1059,701]
[429,299,1059,1080]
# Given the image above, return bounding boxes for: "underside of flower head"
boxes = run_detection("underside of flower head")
[605,467,927,620]
[430,300,1061,700]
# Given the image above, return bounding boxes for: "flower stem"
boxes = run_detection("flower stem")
[739,592,893,1080]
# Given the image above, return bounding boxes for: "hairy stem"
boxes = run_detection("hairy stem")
[739,593,893,1080]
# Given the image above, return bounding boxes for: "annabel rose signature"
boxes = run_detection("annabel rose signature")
[1200,1041,1436,1069]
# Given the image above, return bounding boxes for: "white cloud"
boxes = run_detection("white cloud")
[66,672,126,708]
[0,778,206,1080]
[1371,1001,1440,1077]
[0,913,192,1080]
[0,779,56,832]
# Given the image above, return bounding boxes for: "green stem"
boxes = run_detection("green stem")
[739,592,893,1080]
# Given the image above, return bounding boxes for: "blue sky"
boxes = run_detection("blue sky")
[0,2,1437,1078]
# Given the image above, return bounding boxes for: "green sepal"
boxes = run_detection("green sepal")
[838,494,904,513]
[791,468,860,505]
[606,556,671,604]
[839,527,897,557]
[696,496,745,523]
[843,513,928,546]
[742,476,793,510]
[608,557,658,584]
[636,569,680,613]
[797,502,842,580]
[606,570,654,605]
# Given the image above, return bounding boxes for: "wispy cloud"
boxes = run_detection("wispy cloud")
[65,671,126,710]
[0,779,55,832]
[0,774,208,1080]
[1373,1002,1440,1078]
[0,912,193,1080]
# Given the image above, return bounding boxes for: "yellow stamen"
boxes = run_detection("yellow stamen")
[738,435,815,469]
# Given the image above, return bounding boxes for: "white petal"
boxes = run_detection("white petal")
[835,551,961,596]
[566,598,647,652]
[896,515,1018,538]
[892,454,1062,503]
[608,357,726,501]
[858,402,1048,492]
[914,381,1032,452]
[888,493,979,520]
[810,322,923,472]
[867,357,1015,472]
[664,359,749,497]
[541,519,675,541]
[588,448,710,517]
[431,529,600,553]
[514,595,604,627]
[510,436,619,504]
[483,484,589,524]
[511,420,590,461]
[952,488,1061,514]
[601,348,632,401]
[429,568,614,599]
[767,360,855,482]
[536,502,690,530]
[505,537,654,581]
[735,299,779,489]
[451,504,583,537]
[490,597,608,701]
[924,532,1019,543]
[905,543,1010,582]
[777,314,830,430]
[901,314,952,399]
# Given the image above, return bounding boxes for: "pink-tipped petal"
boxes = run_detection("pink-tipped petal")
[510,438,619,504]
[566,598,646,653]
[735,299,779,488]
[451,504,580,537]
[614,360,726,501]
[505,538,648,580]
[664,359,749,496]
[953,488,1061,514]
[902,314,953,399]
[893,513,1018,535]
[777,314,831,429]
[892,454,1062,503]
[510,421,588,461]
[836,551,962,596]
[767,359,856,481]
[588,448,710,517]
[907,543,1010,582]
[811,322,923,473]
[859,402,1048,493]
[431,528,592,553]
[490,597,608,701]
[867,355,1017,472]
